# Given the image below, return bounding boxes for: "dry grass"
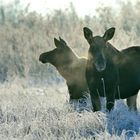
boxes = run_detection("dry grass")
[0,1,140,139]
[0,1,140,81]
[0,81,139,140]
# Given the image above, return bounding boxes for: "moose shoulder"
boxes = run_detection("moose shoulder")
[83,27,140,111]
[39,37,88,101]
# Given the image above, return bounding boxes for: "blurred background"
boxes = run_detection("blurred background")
[0,0,140,85]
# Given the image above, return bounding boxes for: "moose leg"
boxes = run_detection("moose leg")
[106,95,115,111]
[89,89,101,111]
[127,94,138,111]
[105,81,116,111]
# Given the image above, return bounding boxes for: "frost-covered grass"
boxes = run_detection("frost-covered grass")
[0,79,140,140]
[0,2,140,139]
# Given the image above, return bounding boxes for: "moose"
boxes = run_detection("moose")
[83,27,140,111]
[39,37,89,102]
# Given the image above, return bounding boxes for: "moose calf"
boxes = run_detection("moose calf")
[39,37,89,103]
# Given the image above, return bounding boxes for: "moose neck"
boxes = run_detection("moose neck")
[105,42,121,64]
[56,57,79,80]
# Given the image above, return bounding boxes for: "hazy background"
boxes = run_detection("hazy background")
[0,0,140,139]
[0,0,140,84]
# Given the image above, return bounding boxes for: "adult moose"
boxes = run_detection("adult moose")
[39,37,89,102]
[83,27,140,111]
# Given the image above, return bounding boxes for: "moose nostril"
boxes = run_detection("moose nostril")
[39,56,44,63]
[39,56,41,61]
[39,54,43,60]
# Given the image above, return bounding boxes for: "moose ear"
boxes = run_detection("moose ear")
[54,38,61,48]
[83,27,93,42]
[59,37,67,46]
[103,27,115,42]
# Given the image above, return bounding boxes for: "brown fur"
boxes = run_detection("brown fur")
[39,37,88,100]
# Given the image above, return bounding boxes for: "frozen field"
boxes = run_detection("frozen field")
[0,79,140,140]
[0,1,140,139]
